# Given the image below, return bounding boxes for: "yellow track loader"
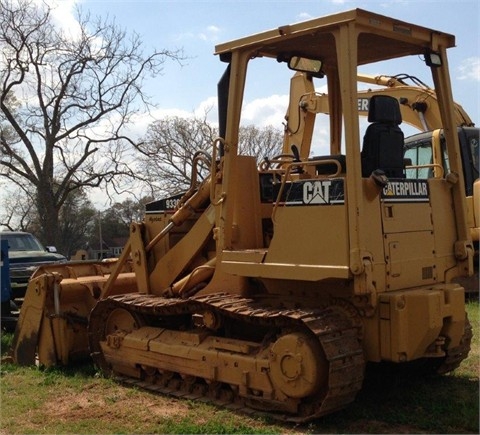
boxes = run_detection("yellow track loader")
[12,9,474,422]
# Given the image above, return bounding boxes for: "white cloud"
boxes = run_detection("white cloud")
[241,94,289,128]
[177,25,222,43]
[194,96,218,122]
[201,25,221,42]
[118,97,219,141]
[123,108,194,140]
[128,93,286,137]
[297,12,313,22]
[144,93,332,155]
[33,0,82,39]
[457,57,480,81]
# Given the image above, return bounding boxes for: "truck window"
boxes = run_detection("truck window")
[2,233,45,252]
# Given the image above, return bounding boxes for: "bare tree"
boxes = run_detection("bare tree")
[109,196,155,226]
[0,185,37,231]
[55,189,97,257]
[238,124,285,160]
[136,115,216,196]
[137,115,283,197]
[0,0,182,246]
[1,182,102,256]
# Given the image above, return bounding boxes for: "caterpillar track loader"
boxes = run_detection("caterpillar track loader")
[288,72,479,294]
[11,9,474,422]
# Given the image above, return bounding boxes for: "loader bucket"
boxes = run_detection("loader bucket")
[11,260,138,367]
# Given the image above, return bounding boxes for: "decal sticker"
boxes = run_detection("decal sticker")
[276,179,345,206]
[381,179,429,202]
[145,192,186,214]
[357,98,370,112]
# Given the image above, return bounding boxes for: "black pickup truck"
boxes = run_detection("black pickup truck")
[0,231,67,300]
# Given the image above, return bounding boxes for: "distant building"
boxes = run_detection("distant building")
[71,236,128,261]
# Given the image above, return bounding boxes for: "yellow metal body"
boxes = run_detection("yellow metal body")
[13,261,137,366]
[291,72,478,284]
[12,8,474,421]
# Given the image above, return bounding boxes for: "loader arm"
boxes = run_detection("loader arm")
[283,72,474,156]
[11,174,215,366]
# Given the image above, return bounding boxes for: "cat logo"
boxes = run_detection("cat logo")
[381,180,429,202]
[303,180,331,204]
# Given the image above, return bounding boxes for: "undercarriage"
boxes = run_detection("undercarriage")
[88,292,365,422]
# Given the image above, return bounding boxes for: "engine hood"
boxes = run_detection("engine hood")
[8,250,67,265]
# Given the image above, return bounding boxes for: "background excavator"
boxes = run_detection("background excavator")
[285,72,479,295]
[11,9,474,422]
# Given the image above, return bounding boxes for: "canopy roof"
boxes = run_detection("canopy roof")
[215,9,455,67]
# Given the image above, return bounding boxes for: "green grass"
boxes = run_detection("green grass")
[1,301,478,434]
[0,330,13,356]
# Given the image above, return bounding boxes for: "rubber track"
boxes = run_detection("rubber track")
[90,292,365,422]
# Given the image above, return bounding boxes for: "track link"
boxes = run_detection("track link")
[89,292,365,422]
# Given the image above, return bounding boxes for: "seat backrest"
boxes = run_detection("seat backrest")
[361,95,405,178]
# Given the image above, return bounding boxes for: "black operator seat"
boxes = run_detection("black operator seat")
[361,95,405,178]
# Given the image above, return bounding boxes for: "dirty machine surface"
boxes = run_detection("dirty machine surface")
[12,9,474,422]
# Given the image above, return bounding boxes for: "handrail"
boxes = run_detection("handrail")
[271,159,342,223]
[405,163,445,178]
[210,137,226,205]
[259,154,295,171]
[176,151,212,210]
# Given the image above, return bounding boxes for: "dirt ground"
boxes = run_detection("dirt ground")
[44,380,189,422]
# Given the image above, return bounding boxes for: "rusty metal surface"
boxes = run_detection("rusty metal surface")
[88,292,365,422]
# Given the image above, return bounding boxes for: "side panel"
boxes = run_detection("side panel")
[220,178,351,282]
[384,232,436,290]
[378,285,466,362]
[428,178,461,275]
[265,178,349,270]
[380,179,435,291]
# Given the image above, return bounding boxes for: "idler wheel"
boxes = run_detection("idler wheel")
[105,308,141,337]
[89,300,145,374]
[269,332,326,398]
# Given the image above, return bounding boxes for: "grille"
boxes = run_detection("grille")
[422,266,433,280]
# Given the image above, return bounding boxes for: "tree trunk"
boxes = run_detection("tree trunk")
[36,182,59,248]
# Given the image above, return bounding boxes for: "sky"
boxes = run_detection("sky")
[4,0,480,213]
[74,0,479,206]
[67,0,479,132]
